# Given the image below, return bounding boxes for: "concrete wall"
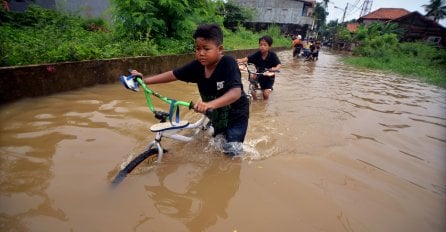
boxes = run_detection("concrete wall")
[232,0,313,25]
[9,0,56,11]
[9,0,110,19]
[56,0,110,18]
[0,48,288,104]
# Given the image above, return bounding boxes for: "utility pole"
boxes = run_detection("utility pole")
[341,3,348,23]
[360,0,373,17]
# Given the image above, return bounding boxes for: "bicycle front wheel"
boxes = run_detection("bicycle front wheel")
[111,148,160,187]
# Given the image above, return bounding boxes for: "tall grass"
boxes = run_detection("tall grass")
[225,25,291,50]
[345,42,446,88]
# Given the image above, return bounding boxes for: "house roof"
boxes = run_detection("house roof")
[360,8,410,21]
[392,11,446,30]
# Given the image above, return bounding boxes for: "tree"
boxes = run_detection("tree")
[422,0,446,22]
[111,0,224,40]
[353,22,403,42]
[312,2,327,30]
[219,1,253,31]
[322,0,330,10]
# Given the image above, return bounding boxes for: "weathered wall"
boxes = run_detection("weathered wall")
[9,0,110,19]
[0,48,288,104]
[232,0,314,25]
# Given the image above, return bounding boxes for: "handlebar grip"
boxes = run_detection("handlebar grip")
[127,68,143,79]
[205,108,213,118]
[189,101,213,118]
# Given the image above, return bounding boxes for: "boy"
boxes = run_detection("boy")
[237,35,281,100]
[131,24,249,156]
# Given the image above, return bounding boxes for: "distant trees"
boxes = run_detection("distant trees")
[312,2,327,30]
[422,0,446,22]
[111,0,225,40]
[218,0,253,31]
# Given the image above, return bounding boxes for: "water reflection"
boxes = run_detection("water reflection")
[145,158,240,231]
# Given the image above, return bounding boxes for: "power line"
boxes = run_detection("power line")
[347,0,362,15]
[330,1,366,22]
[359,0,373,17]
[348,0,363,16]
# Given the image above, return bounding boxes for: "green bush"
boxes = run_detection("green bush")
[225,25,291,50]
[348,40,446,87]
[0,5,291,67]
[0,5,163,66]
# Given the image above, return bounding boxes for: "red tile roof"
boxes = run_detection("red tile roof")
[360,8,410,21]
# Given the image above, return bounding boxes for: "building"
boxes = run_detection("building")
[231,0,315,37]
[391,11,446,45]
[357,8,410,25]
[357,8,446,46]
[8,0,109,18]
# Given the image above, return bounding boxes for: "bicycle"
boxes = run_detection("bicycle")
[111,70,213,186]
[237,63,279,101]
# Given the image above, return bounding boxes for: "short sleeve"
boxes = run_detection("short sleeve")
[271,52,281,65]
[173,60,202,83]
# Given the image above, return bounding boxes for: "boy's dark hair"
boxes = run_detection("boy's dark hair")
[193,23,223,45]
[259,35,273,46]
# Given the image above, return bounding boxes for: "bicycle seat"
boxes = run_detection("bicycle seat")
[150,121,190,132]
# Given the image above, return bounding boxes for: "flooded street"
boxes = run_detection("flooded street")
[1,49,445,231]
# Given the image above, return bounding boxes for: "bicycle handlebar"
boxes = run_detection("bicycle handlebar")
[120,70,213,122]
[134,77,192,110]
[238,63,280,76]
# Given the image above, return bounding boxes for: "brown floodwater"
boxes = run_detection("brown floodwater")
[1,49,445,232]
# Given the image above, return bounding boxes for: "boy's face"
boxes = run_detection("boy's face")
[259,39,271,54]
[195,37,222,67]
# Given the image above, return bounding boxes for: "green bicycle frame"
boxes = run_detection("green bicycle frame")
[135,77,192,119]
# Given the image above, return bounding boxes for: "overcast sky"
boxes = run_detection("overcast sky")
[326,0,446,26]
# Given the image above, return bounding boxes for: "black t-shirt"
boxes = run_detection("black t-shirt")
[247,50,281,73]
[173,55,248,134]
[173,55,245,100]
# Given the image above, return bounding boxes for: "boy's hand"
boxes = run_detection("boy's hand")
[194,101,212,113]
[130,70,143,78]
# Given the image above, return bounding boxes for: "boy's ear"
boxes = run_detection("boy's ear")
[219,45,224,53]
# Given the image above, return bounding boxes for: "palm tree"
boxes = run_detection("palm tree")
[323,0,330,10]
[422,0,446,22]
[312,2,327,30]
